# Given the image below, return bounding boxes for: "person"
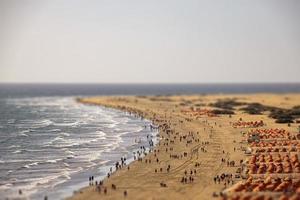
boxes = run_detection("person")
[97,185,101,193]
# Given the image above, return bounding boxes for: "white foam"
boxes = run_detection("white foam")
[20,129,30,134]
[19,133,29,137]
[63,163,70,167]
[46,159,61,164]
[17,119,53,129]
[8,145,21,149]
[28,162,39,167]
[53,121,79,127]
[0,183,13,190]
[12,150,21,154]
[65,150,74,154]
[7,119,16,124]
[53,136,64,141]
[59,132,70,137]
[45,128,61,132]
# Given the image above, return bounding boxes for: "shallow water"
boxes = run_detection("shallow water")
[0,97,158,199]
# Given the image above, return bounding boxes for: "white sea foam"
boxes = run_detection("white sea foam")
[63,163,70,167]
[17,119,53,129]
[7,119,16,124]
[0,183,13,190]
[28,162,39,167]
[46,159,59,164]
[59,132,70,137]
[53,136,64,141]
[65,150,75,154]
[22,165,30,169]
[53,121,79,127]
[20,129,30,134]
[12,150,21,154]
[45,128,61,132]
[8,145,21,149]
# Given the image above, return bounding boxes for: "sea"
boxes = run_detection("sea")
[0,83,299,200]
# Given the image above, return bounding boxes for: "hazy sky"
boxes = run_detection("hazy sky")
[0,0,299,83]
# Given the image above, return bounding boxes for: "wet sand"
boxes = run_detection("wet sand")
[69,94,300,200]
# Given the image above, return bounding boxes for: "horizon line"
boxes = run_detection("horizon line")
[0,82,300,85]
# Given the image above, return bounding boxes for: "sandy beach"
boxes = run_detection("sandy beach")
[69,94,300,200]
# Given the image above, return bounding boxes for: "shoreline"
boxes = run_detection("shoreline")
[70,94,300,200]
[62,102,159,199]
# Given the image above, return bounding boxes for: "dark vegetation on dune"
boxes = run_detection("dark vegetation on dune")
[209,99,247,110]
[211,109,235,115]
[149,97,174,102]
[269,106,300,123]
[240,103,275,115]
[209,99,300,124]
[241,104,300,123]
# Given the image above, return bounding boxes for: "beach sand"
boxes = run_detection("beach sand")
[69,94,300,200]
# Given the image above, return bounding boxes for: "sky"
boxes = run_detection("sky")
[0,0,299,83]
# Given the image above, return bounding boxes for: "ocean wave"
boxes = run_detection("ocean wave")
[8,170,72,197]
[107,123,118,128]
[17,119,53,129]
[53,136,64,141]
[59,132,70,137]
[29,162,39,167]
[21,162,39,169]
[12,150,22,154]
[22,164,31,169]
[20,129,30,134]
[19,133,29,137]
[0,183,13,190]
[12,149,30,154]
[45,159,63,164]
[8,145,21,149]
[44,128,61,133]
[45,136,65,146]
[133,127,144,133]
[7,119,16,124]
[1,159,40,164]
[64,150,74,154]
[63,162,70,167]
[53,121,80,127]
[46,131,107,148]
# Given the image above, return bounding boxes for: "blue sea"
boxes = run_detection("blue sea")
[0,83,299,199]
